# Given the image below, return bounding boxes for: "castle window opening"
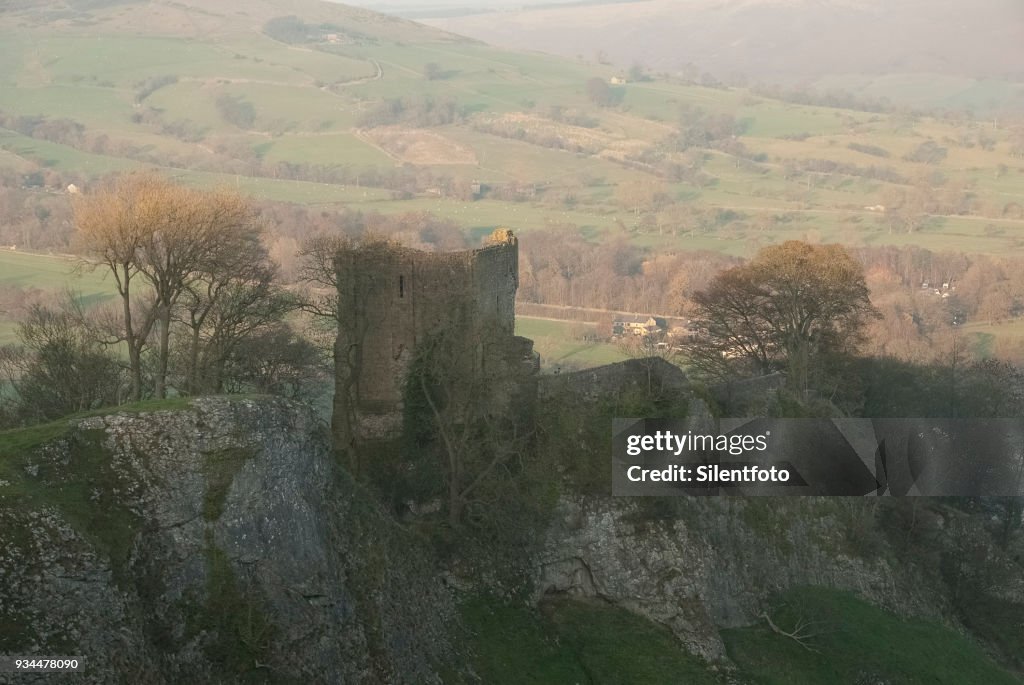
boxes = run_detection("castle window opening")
[399,274,405,298]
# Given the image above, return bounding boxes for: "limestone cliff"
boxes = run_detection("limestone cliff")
[0,397,452,684]
[1,388,1021,683]
[534,497,939,662]
[530,359,1024,672]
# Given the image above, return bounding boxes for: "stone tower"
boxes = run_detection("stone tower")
[331,229,537,457]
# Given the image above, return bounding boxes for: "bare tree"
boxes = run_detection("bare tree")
[177,270,296,395]
[141,185,259,398]
[296,234,352,323]
[74,173,262,399]
[174,221,296,395]
[220,324,323,400]
[759,611,823,652]
[73,173,166,400]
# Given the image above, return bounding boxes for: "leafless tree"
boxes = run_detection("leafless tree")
[174,224,295,395]
[74,173,262,399]
[759,611,824,652]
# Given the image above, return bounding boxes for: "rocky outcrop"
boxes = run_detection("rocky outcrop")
[0,397,452,684]
[3,381,1020,682]
[533,495,1016,664]
[530,359,1022,667]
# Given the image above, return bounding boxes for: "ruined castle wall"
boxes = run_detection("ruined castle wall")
[356,249,491,410]
[470,241,518,333]
[334,233,520,429]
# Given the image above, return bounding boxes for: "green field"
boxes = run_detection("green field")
[258,134,394,167]
[956,317,1024,359]
[723,587,1022,685]
[1,0,1022,259]
[0,130,139,176]
[457,596,720,684]
[0,251,111,295]
[0,251,115,343]
[1,0,1024,357]
[172,171,396,205]
[515,317,627,370]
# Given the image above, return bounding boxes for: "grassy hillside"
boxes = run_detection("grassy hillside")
[422,0,1024,113]
[459,589,1022,684]
[723,587,1022,685]
[0,250,114,343]
[0,0,1021,260]
[457,596,723,684]
[1,0,1024,365]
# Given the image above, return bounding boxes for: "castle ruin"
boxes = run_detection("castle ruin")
[331,229,538,459]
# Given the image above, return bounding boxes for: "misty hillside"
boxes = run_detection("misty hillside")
[5,0,461,42]
[2,0,1024,359]
[423,0,1024,111]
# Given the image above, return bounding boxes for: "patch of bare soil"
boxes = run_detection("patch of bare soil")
[359,126,478,165]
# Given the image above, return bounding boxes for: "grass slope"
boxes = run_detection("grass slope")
[0,396,195,462]
[723,587,1022,685]
[458,596,721,684]
[515,316,626,370]
[459,589,1022,684]
[2,0,1024,357]
[0,0,1019,259]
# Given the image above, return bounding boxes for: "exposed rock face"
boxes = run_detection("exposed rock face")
[530,358,1022,667]
[533,495,1011,663]
[3,376,1020,681]
[0,397,451,684]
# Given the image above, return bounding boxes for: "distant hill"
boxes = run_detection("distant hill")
[422,0,1024,111]
[3,0,462,43]
[1,0,1023,265]
[3,0,1024,369]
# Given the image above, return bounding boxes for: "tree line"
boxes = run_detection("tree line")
[0,110,474,197]
[4,169,1024,366]
[3,168,1024,404]
[3,173,1024,537]
[683,240,1024,422]
[0,174,324,427]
